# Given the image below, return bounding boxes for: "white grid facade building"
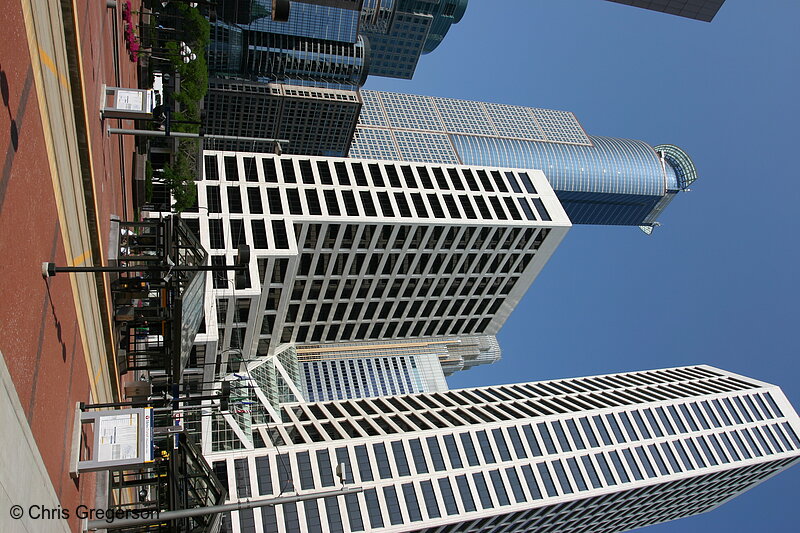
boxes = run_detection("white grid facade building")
[185,151,569,385]
[206,365,800,533]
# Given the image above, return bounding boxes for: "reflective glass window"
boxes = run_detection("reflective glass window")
[402,483,423,522]
[409,438,429,474]
[443,434,463,469]
[655,407,676,435]
[383,486,403,525]
[472,472,494,509]
[521,465,543,499]
[647,444,670,475]
[522,425,543,456]
[372,442,392,479]
[551,460,574,494]
[303,500,322,532]
[420,480,441,518]
[456,475,476,512]
[354,445,373,481]
[255,457,272,495]
[635,446,657,478]
[492,428,512,461]
[427,436,447,471]
[537,423,557,454]
[438,478,460,515]
[391,441,411,477]
[580,456,602,488]
[590,416,611,446]
[566,419,586,450]
[489,470,511,505]
[476,430,496,463]
[364,489,384,528]
[608,451,630,483]
[673,440,695,471]
[507,427,528,459]
[622,449,643,480]
[505,467,527,503]
[536,463,558,496]
[594,453,616,486]
[324,497,344,533]
[316,449,335,487]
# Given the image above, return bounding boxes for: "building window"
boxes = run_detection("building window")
[224,156,239,181]
[280,159,297,183]
[402,483,423,522]
[419,480,441,519]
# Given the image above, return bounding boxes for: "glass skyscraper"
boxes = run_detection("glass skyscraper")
[296,335,501,401]
[207,365,800,532]
[297,340,451,402]
[359,0,469,79]
[209,1,368,88]
[349,91,698,227]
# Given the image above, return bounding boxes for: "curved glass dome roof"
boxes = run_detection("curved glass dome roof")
[654,144,698,190]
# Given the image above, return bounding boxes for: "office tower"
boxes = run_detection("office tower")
[297,339,451,402]
[200,335,501,452]
[435,334,501,376]
[605,0,726,22]
[208,1,368,88]
[203,80,362,155]
[360,0,469,79]
[349,90,698,227]
[296,335,501,402]
[207,365,800,533]
[203,2,470,155]
[184,151,569,367]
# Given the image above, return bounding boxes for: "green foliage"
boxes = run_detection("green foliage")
[161,140,198,212]
[160,8,209,134]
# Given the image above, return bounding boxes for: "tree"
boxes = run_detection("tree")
[161,140,198,212]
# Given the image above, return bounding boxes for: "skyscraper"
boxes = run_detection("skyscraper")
[296,335,501,402]
[207,365,800,532]
[186,151,569,366]
[199,335,502,452]
[359,0,469,79]
[203,2,470,154]
[208,0,368,88]
[349,90,698,227]
[604,0,726,22]
[203,80,362,155]
[204,1,370,154]
[297,339,451,402]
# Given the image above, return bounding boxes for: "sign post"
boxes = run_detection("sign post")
[70,406,155,478]
[101,85,156,120]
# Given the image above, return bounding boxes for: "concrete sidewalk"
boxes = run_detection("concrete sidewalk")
[0,350,71,533]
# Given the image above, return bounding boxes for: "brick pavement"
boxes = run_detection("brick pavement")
[0,0,140,531]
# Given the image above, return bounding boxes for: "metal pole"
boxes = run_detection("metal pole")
[85,487,363,530]
[42,262,246,276]
[106,127,290,145]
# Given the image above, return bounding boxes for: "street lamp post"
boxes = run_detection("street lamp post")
[84,487,364,531]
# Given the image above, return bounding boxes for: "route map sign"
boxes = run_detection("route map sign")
[71,407,154,477]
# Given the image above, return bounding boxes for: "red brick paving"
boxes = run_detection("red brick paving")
[0,1,140,530]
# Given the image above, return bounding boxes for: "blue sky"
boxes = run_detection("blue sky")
[365,1,800,531]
